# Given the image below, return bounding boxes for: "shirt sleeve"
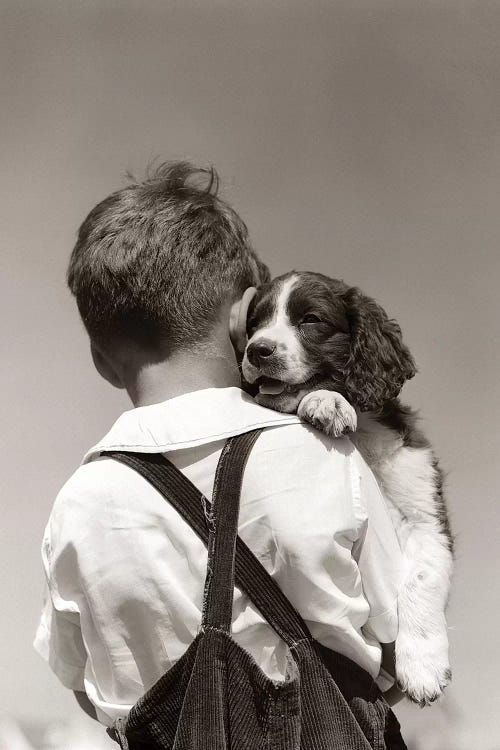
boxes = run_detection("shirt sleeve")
[33,532,87,691]
[350,450,403,645]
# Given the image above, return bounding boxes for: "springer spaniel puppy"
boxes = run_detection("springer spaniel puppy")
[241,271,453,706]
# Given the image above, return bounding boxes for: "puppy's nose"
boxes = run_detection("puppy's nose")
[247,339,276,367]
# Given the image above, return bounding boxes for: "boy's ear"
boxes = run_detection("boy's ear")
[229,287,257,354]
[90,342,126,390]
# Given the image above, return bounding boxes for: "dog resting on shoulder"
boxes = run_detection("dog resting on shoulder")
[240,271,453,707]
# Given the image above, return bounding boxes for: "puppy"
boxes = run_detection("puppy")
[241,271,453,706]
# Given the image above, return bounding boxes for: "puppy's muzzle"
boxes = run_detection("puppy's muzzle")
[246,339,276,368]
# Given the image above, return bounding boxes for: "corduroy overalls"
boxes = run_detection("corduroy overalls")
[105,430,407,750]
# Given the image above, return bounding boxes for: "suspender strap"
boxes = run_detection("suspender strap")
[200,430,259,633]
[103,431,312,647]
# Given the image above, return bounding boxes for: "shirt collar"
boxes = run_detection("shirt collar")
[83,387,301,464]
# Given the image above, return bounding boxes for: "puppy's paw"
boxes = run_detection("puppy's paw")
[298,390,357,437]
[395,631,451,706]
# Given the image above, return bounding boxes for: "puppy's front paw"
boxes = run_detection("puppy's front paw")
[298,390,357,437]
[395,631,451,706]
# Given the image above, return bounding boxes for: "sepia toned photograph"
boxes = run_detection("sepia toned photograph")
[1,1,498,748]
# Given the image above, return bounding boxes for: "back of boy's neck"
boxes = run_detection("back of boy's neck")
[127,350,241,408]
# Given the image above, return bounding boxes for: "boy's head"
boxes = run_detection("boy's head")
[67,161,270,359]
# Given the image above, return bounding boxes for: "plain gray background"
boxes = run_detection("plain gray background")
[2,1,499,747]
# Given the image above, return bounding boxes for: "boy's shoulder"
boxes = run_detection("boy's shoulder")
[246,421,361,484]
[48,457,142,531]
[255,419,354,455]
[53,421,357,511]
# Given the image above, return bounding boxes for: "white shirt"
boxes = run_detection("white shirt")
[34,387,402,726]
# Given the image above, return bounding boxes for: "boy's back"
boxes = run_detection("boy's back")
[35,386,402,725]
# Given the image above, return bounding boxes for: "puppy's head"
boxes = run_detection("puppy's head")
[242,271,416,412]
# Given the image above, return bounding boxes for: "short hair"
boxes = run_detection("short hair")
[67,161,270,351]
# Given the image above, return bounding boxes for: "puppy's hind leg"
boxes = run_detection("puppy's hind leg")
[395,519,453,705]
[375,445,454,705]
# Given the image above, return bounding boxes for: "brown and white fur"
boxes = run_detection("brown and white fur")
[241,271,453,706]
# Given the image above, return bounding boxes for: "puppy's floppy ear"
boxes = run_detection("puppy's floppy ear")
[229,287,257,354]
[342,287,417,411]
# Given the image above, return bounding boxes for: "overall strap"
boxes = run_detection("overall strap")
[103,432,312,647]
[200,430,259,633]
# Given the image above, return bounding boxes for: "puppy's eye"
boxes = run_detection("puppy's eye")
[300,313,322,325]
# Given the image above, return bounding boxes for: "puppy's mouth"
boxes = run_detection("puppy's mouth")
[256,376,287,396]
[255,375,321,396]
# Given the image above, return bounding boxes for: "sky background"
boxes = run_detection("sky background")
[1,1,499,747]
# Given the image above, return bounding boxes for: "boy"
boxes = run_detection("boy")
[34,161,403,725]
